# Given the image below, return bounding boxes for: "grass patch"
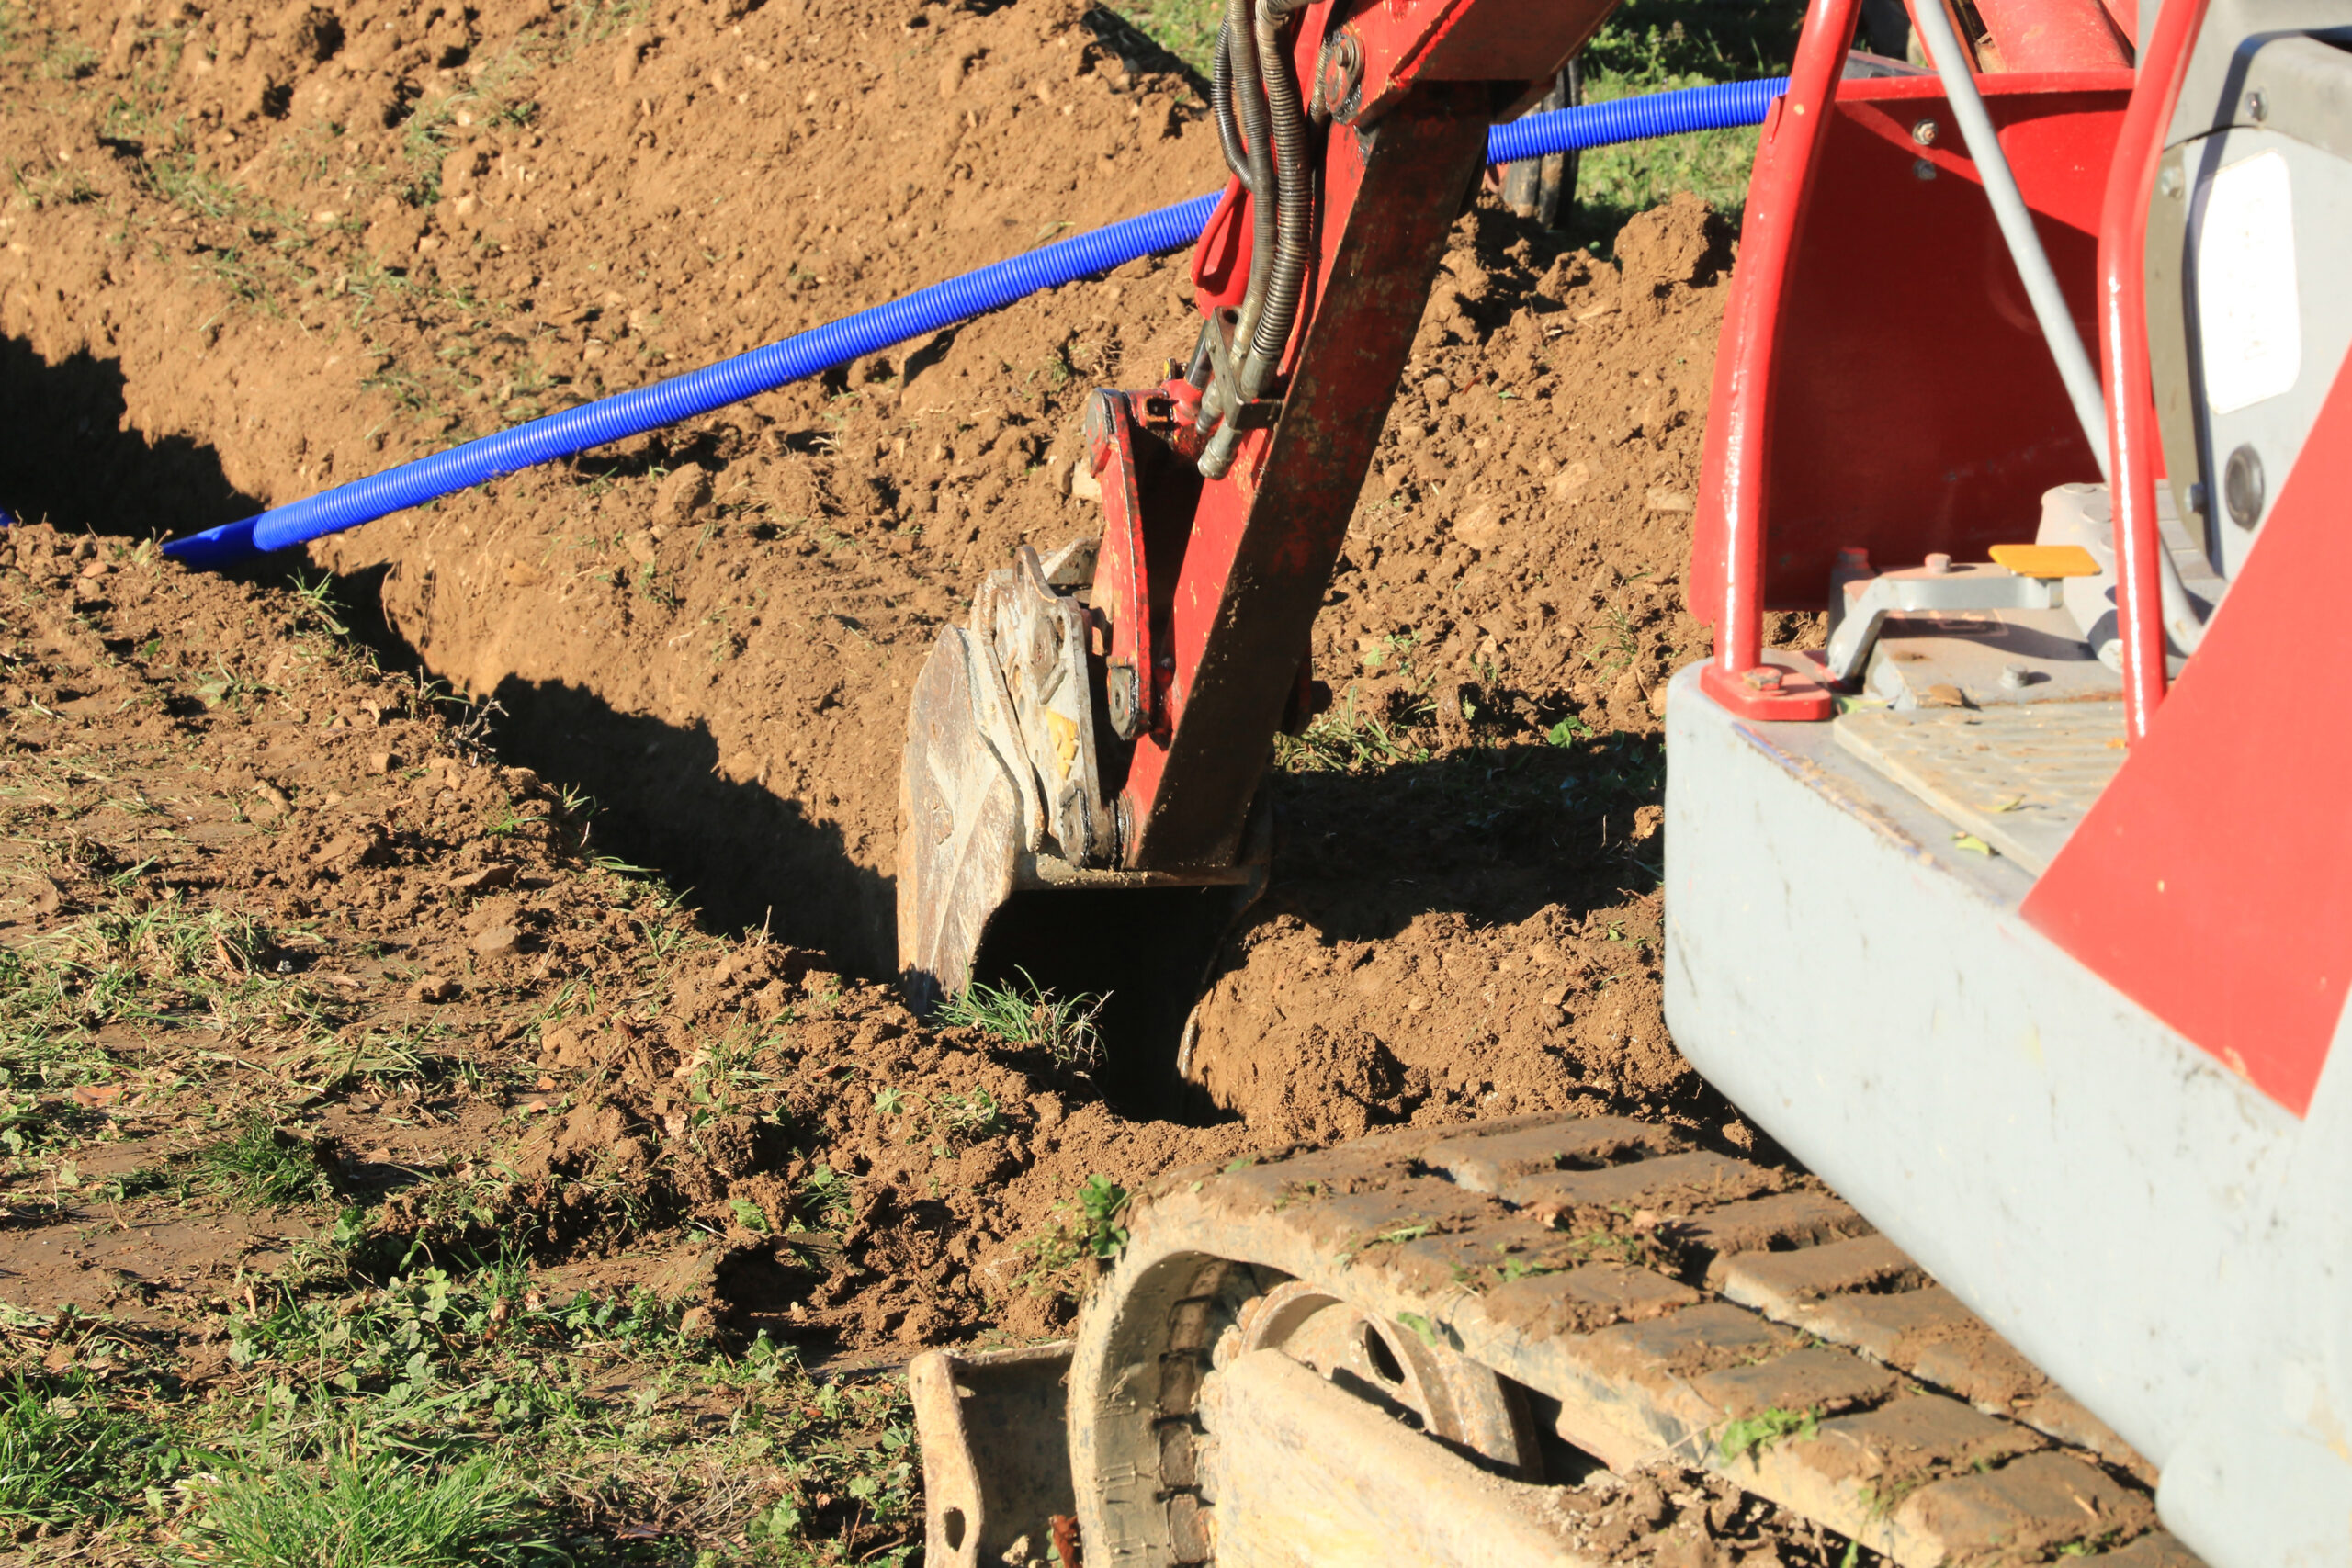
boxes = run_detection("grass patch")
[0,1374,175,1526]
[198,1115,339,1208]
[1276,699,1429,774]
[177,1449,560,1568]
[936,969,1107,1071]
[1102,0,1220,76]
[197,1258,923,1562]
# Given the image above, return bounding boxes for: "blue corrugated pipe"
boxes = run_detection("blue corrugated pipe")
[164,74,1787,567]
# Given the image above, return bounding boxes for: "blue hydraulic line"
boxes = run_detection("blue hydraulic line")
[165,75,1788,567]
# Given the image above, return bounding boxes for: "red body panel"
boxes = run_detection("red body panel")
[2023,351,2352,1117]
[1972,0,2132,70]
[1192,178,1253,315]
[1690,71,2132,640]
[1341,0,1603,123]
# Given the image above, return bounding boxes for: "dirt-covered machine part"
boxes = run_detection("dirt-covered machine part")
[1669,0,2352,1557]
[900,0,2352,1558]
[917,1116,2199,1567]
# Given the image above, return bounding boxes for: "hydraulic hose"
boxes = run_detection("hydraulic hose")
[1223,0,1278,349]
[164,75,1789,568]
[1201,0,1316,477]
[1210,20,1257,195]
[1241,0,1314,386]
[1200,0,1279,438]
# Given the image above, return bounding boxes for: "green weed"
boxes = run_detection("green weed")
[198,1115,338,1208]
[559,0,649,56]
[798,1164,854,1230]
[6,160,100,209]
[1074,1175,1132,1258]
[1545,714,1595,746]
[1276,698,1428,774]
[289,572,350,637]
[931,1089,1003,1144]
[1718,1404,1819,1464]
[177,1449,561,1568]
[936,969,1107,1071]
[0,1374,175,1525]
[36,35,97,80]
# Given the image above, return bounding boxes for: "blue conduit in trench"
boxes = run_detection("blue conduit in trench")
[164,74,1788,568]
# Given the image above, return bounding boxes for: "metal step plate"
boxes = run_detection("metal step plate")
[1831,702,2129,873]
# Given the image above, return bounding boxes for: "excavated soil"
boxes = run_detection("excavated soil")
[0,0,1801,1163]
[0,519,1254,1355]
[0,0,1876,1557]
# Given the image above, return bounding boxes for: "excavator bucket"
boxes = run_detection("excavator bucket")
[897,620,1025,1020]
[896,542,1263,1109]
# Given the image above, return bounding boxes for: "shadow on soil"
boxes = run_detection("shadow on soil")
[1257,733,1667,942]
[0,334,263,538]
[0,336,1657,1066]
[480,671,899,976]
[0,338,899,978]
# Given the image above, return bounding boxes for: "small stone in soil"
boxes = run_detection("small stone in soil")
[471,924,523,958]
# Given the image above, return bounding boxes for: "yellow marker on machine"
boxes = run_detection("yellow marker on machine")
[1990,542,2102,578]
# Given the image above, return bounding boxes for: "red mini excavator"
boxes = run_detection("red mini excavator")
[895,0,2352,1560]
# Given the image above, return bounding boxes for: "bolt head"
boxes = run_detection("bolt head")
[1912,157,1937,182]
[1742,667,1785,692]
[1998,663,2030,690]
[2245,89,2267,123]
[1911,118,1938,146]
[2157,163,2185,199]
[2224,444,2266,528]
[1925,552,1954,574]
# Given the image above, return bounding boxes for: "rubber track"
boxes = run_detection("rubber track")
[1118,1112,2203,1567]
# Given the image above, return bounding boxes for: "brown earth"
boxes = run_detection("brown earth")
[0,518,1264,1362]
[0,0,1876,1558]
[0,525,1863,1565]
[0,0,1805,1158]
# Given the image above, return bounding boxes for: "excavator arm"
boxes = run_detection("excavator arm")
[897,0,1611,1101]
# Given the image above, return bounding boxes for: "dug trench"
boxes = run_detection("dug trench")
[0,0,1854,1558]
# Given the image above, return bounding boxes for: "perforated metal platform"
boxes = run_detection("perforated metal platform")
[1832,700,2129,874]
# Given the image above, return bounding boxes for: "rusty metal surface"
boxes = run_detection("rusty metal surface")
[911,1343,1077,1568]
[898,624,1028,1014]
[1124,85,1495,869]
